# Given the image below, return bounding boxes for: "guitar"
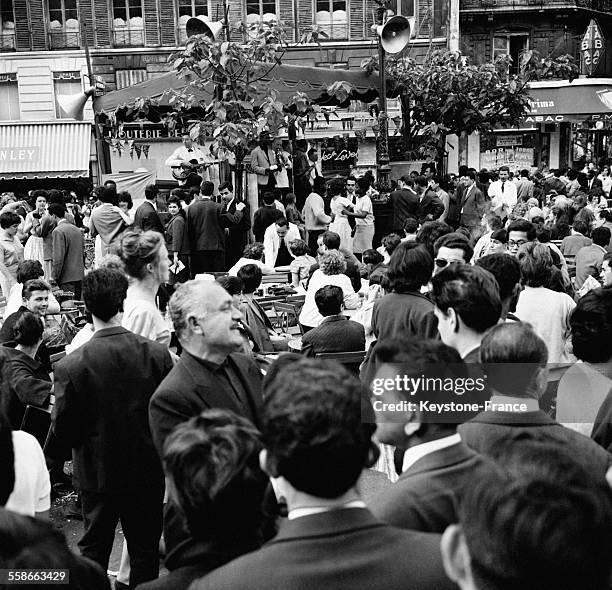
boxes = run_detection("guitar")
[171,158,220,181]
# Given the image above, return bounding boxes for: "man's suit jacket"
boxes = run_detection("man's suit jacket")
[459,185,487,228]
[575,243,607,289]
[149,351,264,570]
[223,200,251,266]
[459,410,612,475]
[417,189,444,223]
[301,315,365,357]
[369,442,485,533]
[588,177,603,191]
[52,221,84,284]
[191,508,455,590]
[134,200,165,234]
[250,145,277,186]
[389,188,419,232]
[187,198,242,252]
[52,326,173,493]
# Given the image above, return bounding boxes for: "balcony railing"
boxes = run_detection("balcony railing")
[49,30,81,49]
[461,0,612,10]
[0,33,15,51]
[112,27,144,47]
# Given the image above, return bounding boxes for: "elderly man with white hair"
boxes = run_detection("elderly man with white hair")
[148,279,264,573]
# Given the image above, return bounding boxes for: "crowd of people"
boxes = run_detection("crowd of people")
[1,155,612,590]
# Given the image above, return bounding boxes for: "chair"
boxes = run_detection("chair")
[314,351,367,375]
[273,301,305,335]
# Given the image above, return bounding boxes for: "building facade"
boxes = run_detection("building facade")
[459,0,612,171]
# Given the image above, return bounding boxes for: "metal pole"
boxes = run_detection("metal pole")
[81,21,108,178]
[376,3,391,193]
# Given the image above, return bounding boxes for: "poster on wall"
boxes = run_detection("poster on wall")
[480,147,534,170]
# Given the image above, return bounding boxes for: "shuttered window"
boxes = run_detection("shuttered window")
[0,75,19,120]
[112,0,144,46]
[315,0,347,40]
[178,0,209,43]
[48,0,80,48]
[115,69,148,89]
[0,0,15,50]
[54,71,82,119]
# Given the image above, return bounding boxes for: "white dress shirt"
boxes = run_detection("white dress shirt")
[488,179,517,217]
[263,222,301,268]
[401,433,461,473]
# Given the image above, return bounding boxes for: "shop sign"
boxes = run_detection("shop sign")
[0,147,39,162]
[581,19,605,76]
[481,147,534,170]
[496,135,522,147]
[103,124,184,140]
[524,115,566,123]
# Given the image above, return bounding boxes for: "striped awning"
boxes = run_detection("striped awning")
[0,122,92,180]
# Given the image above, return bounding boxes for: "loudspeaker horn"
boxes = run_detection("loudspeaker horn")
[376,15,412,54]
[56,87,95,121]
[185,17,224,40]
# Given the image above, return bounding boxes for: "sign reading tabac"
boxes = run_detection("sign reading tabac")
[581,19,605,76]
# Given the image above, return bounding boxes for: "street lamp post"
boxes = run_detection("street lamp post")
[375,1,391,193]
[372,0,411,194]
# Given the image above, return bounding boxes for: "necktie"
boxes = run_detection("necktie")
[501,181,505,193]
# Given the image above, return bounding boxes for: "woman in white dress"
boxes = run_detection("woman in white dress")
[23,193,47,269]
[327,178,353,251]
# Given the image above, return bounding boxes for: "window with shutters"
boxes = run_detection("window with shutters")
[53,71,82,118]
[493,33,529,74]
[112,0,144,46]
[115,69,148,89]
[0,75,19,120]
[413,0,445,38]
[315,0,347,40]
[245,0,276,26]
[0,0,15,51]
[48,0,80,48]
[178,0,210,43]
[395,0,414,16]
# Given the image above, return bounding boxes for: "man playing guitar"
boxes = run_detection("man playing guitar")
[165,133,215,185]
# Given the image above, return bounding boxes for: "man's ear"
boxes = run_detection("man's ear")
[440,524,473,589]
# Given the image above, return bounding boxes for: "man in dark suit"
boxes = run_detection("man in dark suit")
[415,176,444,223]
[369,339,486,533]
[301,285,365,357]
[430,264,501,362]
[51,268,173,587]
[48,203,84,299]
[587,168,603,192]
[191,359,455,590]
[187,181,244,275]
[149,280,264,571]
[220,181,250,269]
[389,175,419,233]
[458,322,612,476]
[0,279,51,371]
[459,170,487,233]
[134,184,165,234]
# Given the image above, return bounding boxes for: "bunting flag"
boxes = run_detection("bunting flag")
[142,144,150,158]
[134,144,142,159]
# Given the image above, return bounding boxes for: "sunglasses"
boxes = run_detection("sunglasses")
[434,258,462,268]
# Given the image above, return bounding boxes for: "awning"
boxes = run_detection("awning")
[94,63,380,115]
[526,79,612,123]
[0,122,92,180]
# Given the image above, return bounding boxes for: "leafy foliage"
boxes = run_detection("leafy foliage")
[364,49,579,160]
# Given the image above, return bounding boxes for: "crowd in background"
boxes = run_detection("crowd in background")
[1,155,612,590]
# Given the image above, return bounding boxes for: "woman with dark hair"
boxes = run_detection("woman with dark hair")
[118,230,170,346]
[4,259,60,318]
[360,242,439,384]
[165,195,190,285]
[1,311,51,430]
[377,233,402,264]
[22,192,47,272]
[117,191,134,225]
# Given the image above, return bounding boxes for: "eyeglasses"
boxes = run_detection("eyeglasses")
[434,258,462,268]
[508,239,528,248]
